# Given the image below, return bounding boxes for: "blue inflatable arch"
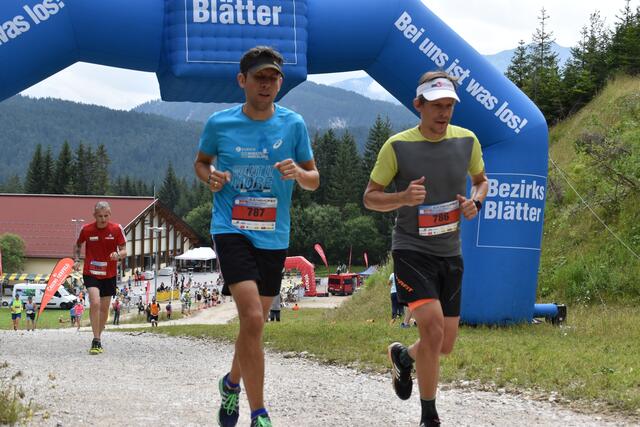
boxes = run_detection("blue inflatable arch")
[0,0,548,324]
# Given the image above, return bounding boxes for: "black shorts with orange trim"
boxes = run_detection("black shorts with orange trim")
[213,233,287,297]
[392,250,463,317]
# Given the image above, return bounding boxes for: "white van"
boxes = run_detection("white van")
[158,266,174,276]
[12,283,77,309]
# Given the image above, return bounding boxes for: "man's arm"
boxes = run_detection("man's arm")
[274,159,319,191]
[194,151,231,193]
[363,177,427,212]
[456,170,489,220]
[110,243,127,261]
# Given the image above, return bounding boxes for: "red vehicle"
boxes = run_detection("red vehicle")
[328,273,359,296]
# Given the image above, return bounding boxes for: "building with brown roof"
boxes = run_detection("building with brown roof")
[0,194,201,281]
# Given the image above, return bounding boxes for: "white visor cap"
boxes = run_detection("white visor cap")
[416,77,460,102]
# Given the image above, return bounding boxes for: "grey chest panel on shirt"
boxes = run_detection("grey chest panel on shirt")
[391,136,474,256]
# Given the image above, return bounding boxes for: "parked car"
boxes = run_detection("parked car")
[158,266,174,276]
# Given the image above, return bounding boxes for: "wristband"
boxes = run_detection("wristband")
[473,199,482,212]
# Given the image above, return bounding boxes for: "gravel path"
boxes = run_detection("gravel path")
[0,328,634,427]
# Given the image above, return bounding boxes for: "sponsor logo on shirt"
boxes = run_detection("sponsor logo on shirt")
[89,236,99,241]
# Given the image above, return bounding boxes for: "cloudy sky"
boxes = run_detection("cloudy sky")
[20,0,631,110]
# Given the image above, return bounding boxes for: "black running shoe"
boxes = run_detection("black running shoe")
[89,339,101,355]
[217,375,240,427]
[387,342,413,400]
[420,417,441,426]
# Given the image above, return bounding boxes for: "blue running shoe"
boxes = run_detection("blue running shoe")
[217,375,240,427]
[250,414,272,427]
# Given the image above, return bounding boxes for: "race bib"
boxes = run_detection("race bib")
[89,260,108,276]
[232,196,278,231]
[418,200,460,236]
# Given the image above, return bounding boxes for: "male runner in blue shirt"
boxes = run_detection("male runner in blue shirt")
[194,46,319,427]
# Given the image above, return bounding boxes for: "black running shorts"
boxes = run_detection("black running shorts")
[213,234,287,297]
[392,250,463,317]
[83,275,117,298]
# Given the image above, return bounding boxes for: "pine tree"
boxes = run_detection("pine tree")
[159,163,181,212]
[93,144,110,195]
[42,146,54,194]
[528,8,563,122]
[562,12,610,115]
[609,0,640,75]
[506,40,531,88]
[363,115,392,175]
[312,129,340,205]
[362,116,395,248]
[25,144,45,194]
[327,131,363,208]
[71,144,91,195]
[53,141,74,194]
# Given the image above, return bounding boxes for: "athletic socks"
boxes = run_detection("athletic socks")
[421,398,440,425]
[224,374,240,390]
[250,408,268,419]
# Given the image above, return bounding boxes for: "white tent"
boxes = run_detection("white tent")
[175,247,216,261]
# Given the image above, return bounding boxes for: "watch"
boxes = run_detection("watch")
[473,199,482,212]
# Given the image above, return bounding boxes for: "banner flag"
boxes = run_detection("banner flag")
[348,245,352,272]
[364,252,369,268]
[313,243,329,269]
[146,281,151,304]
[38,258,74,318]
[0,247,3,277]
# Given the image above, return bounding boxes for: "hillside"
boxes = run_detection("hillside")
[0,96,202,185]
[134,80,416,130]
[0,82,416,185]
[540,75,640,303]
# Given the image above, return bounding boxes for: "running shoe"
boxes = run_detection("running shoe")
[217,375,240,427]
[420,418,441,426]
[89,339,101,355]
[250,414,272,427]
[387,342,413,400]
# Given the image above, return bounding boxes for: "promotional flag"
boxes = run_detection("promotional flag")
[314,243,329,269]
[146,281,151,304]
[38,258,75,318]
[348,245,352,272]
[364,252,369,268]
[0,246,3,277]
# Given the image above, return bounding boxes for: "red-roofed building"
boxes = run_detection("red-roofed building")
[0,194,201,280]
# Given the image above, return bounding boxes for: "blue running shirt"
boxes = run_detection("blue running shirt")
[198,104,314,250]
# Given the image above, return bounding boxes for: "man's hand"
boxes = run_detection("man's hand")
[274,159,302,181]
[402,176,427,206]
[109,252,120,261]
[457,194,478,220]
[208,170,232,192]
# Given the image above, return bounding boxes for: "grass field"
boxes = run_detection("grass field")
[0,307,81,330]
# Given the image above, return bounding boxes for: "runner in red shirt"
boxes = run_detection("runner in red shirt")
[74,201,127,355]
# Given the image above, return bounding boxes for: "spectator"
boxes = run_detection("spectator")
[269,294,282,322]
[149,298,160,327]
[74,299,85,331]
[166,301,173,320]
[24,296,36,331]
[112,297,121,325]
